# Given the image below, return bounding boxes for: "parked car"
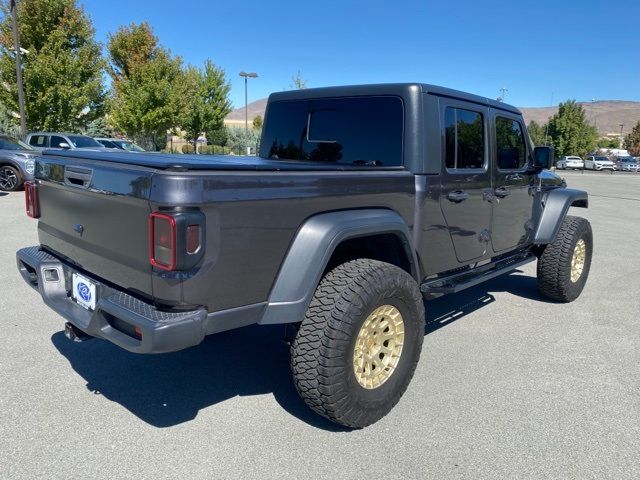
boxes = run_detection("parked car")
[584,155,617,171]
[0,134,37,191]
[556,156,584,170]
[95,138,145,152]
[615,156,640,172]
[25,132,109,151]
[17,83,592,429]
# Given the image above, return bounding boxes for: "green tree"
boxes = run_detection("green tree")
[597,137,620,149]
[85,117,113,137]
[289,69,307,89]
[0,0,105,131]
[106,22,157,83]
[226,126,260,154]
[527,120,546,146]
[207,126,228,147]
[107,23,185,150]
[546,100,598,157]
[252,115,263,130]
[624,121,640,156]
[0,101,19,135]
[179,60,231,153]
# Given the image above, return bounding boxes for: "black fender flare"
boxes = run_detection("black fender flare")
[258,209,418,325]
[533,188,588,245]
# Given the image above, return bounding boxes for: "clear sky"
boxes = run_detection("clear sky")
[81,0,638,109]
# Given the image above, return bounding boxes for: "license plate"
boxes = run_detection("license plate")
[72,273,96,311]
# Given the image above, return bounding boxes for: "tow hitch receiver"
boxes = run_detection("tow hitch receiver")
[64,322,94,342]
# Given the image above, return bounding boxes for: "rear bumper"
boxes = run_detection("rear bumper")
[16,246,208,354]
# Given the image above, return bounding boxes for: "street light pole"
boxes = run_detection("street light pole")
[239,71,257,154]
[10,0,27,138]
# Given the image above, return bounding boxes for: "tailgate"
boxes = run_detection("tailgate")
[36,154,154,297]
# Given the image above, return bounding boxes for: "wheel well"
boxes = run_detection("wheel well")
[324,233,412,276]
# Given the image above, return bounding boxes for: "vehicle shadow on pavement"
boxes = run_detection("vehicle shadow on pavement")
[0,192,8,197]
[51,271,549,431]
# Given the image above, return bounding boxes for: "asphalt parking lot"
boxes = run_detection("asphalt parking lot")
[1,171,639,479]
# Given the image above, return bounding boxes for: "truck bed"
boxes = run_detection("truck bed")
[33,151,416,311]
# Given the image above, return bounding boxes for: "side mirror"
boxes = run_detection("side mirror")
[58,142,70,149]
[533,146,554,171]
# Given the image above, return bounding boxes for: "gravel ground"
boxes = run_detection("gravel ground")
[0,171,638,479]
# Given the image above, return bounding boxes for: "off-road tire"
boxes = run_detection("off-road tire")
[537,215,592,302]
[291,259,425,428]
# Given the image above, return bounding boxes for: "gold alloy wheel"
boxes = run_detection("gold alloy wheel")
[353,305,405,389]
[571,238,586,283]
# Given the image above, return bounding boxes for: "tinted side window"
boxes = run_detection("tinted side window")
[50,136,67,148]
[496,117,526,169]
[29,135,47,147]
[444,107,485,169]
[260,96,404,167]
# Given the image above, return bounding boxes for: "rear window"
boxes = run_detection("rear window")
[29,135,47,147]
[444,107,485,169]
[67,135,102,148]
[260,96,404,167]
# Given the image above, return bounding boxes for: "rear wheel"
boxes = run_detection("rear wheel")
[0,165,22,191]
[537,216,592,302]
[291,259,425,428]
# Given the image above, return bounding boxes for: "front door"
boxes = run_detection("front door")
[439,100,493,263]
[490,112,535,252]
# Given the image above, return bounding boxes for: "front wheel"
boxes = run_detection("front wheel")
[537,216,593,302]
[0,165,22,191]
[291,259,425,428]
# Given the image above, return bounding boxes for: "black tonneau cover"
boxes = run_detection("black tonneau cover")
[42,150,404,171]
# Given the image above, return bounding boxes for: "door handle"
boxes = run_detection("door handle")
[494,186,511,198]
[447,190,469,203]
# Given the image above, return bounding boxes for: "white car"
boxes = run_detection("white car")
[615,156,640,172]
[556,156,584,170]
[584,155,617,171]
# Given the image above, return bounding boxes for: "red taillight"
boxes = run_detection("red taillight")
[149,212,176,271]
[134,326,143,339]
[24,181,39,218]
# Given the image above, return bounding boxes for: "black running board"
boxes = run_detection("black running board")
[420,255,536,295]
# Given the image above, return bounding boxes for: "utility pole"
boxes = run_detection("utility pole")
[239,71,257,154]
[619,123,624,149]
[10,0,27,138]
[498,87,508,102]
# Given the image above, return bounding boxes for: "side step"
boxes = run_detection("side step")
[420,255,536,295]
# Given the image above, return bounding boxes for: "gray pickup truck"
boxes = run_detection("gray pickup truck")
[17,83,592,428]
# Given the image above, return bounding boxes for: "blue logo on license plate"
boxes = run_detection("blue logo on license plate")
[77,282,92,302]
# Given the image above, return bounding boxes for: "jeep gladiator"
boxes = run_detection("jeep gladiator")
[17,83,592,428]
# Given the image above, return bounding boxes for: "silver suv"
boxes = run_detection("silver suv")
[25,132,108,151]
[0,135,37,191]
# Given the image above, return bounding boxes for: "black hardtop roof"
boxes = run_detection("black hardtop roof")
[268,83,521,115]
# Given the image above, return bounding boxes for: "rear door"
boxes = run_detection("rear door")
[36,154,154,296]
[28,134,49,150]
[438,99,493,263]
[489,111,535,253]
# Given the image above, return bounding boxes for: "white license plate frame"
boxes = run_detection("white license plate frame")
[72,273,96,311]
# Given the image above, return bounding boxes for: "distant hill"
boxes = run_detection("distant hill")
[520,101,640,136]
[225,98,268,124]
[226,98,640,136]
